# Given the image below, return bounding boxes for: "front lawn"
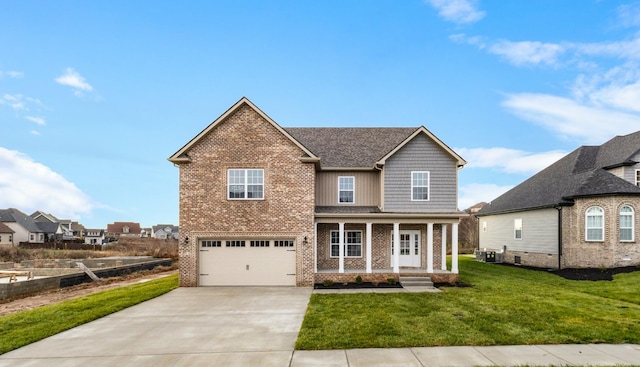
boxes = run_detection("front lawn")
[295,256,640,349]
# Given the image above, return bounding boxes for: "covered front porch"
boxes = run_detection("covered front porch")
[313,213,462,284]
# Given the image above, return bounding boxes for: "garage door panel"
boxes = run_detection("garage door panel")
[199,241,296,286]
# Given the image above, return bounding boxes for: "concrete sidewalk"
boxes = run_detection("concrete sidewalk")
[0,286,638,366]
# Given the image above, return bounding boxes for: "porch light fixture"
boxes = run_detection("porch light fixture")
[184,237,189,245]
[303,236,308,246]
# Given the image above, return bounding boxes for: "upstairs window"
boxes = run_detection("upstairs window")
[620,205,634,242]
[586,206,604,241]
[636,170,640,187]
[411,171,430,201]
[228,169,264,200]
[338,176,355,204]
[514,218,523,240]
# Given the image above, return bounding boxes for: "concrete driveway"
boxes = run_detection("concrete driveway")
[0,287,312,367]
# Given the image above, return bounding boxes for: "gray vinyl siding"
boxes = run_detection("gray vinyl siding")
[479,208,559,254]
[316,171,380,206]
[617,152,640,185]
[383,133,458,212]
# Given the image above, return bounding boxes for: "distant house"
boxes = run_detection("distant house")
[106,222,142,239]
[31,211,82,240]
[477,132,640,269]
[84,229,105,244]
[0,208,44,243]
[152,224,179,239]
[0,222,15,245]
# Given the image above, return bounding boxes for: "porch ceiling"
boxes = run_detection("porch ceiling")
[315,211,467,224]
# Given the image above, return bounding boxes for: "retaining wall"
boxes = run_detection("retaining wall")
[0,258,172,300]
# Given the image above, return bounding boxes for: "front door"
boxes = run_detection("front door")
[390,230,421,267]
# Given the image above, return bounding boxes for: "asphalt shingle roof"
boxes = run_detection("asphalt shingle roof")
[285,127,417,168]
[478,131,640,216]
[0,208,43,232]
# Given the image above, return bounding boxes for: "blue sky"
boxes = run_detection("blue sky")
[2,0,640,229]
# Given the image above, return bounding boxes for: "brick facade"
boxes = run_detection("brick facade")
[176,104,316,286]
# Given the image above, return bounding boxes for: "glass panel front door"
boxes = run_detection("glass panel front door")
[391,230,421,267]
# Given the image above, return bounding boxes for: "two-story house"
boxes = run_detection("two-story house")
[0,222,15,245]
[477,131,640,269]
[0,208,45,244]
[169,97,466,286]
[84,229,105,245]
[152,224,179,240]
[106,222,142,239]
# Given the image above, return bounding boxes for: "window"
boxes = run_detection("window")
[620,205,634,242]
[274,240,294,247]
[514,218,523,240]
[586,206,604,241]
[338,176,355,203]
[226,240,246,247]
[411,171,430,201]
[228,169,264,199]
[482,221,488,233]
[636,169,640,187]
[250,240,269,247]
[201,240,221,247]
[330,230,362,257]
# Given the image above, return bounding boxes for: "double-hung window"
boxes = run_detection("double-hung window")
[620,205,634,242]
[514,218,523,240]
[330,230,362,257]
[338,176,355,204]
[228,169,264,199]
[411,171,430,201]
[586,206,604,241]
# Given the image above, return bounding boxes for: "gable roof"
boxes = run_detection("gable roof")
[168,97,318,164]
[106,222,142,234]
[0,208,43,232]
[169,97,466,169]
[478,131,640,216]
[0,222,14,233]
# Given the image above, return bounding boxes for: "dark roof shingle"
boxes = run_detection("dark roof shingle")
[478,132,640,216]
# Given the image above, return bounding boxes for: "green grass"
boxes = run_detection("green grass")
[296,256,640,350]
[0,274,178,354]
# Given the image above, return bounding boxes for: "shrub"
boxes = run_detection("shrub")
[387,278,396,285]
[355,275,363,284]
[323,280,333,287]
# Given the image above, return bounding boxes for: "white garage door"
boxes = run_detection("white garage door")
[199,239,296,286]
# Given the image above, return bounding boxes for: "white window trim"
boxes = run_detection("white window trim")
[585,206,604,242]
[330,230,363,258]
[620,205,635,242]
[227,168,264,200]
[338,176,355,204]
[514,218,523,240]
[411,171,430,201]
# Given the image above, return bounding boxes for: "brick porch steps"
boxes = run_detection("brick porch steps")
[399,276,434,288]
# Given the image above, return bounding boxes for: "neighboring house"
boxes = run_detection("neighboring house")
[0,208,45,243]
[31,211,81,239]
[168,97,466,287]
[84,229,105,244]
[152,224,179,239]
[477,132,640,269]
[0,222,15,245]
[106,222,142,239]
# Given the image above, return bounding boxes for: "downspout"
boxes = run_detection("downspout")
[556,206,562,269]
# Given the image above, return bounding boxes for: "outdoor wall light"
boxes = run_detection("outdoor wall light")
[303,236,308,245]
[184,237,189,245]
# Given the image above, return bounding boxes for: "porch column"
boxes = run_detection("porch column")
[441,224,447,270]
[452,223,459,274]
[339,222,345,273]
[366,223,372,273]
[393,223,400,273]
[314,222,318,273]
[427,223,434,273]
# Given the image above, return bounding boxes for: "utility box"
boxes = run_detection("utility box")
[485,251,496,263]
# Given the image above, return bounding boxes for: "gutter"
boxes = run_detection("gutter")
[556,206,563,269]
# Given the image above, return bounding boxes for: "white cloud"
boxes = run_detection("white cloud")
[30,130,40,135]
[0,147,95,220]
[503,93,640,144]
[25,116,46,126]
[456,147,566,174]
[616,2,640,28]
[0,94,43,111]
[0,70,24,78]
[55,68,93,93]
[458,183,513,210]
[488,40,566,66]
[426,0,485,24]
